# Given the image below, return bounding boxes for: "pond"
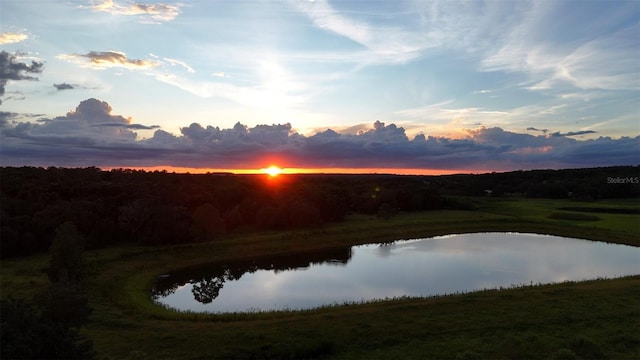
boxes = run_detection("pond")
[152,233,640,313]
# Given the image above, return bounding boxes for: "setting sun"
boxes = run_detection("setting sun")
[262,165,283,177]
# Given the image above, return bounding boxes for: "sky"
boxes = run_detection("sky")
[1,0,639,174]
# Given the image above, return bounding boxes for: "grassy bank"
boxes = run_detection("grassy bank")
[89,276,640,359]
[2,197,639,359]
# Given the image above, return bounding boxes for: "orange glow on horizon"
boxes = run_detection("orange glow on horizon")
[102,165,484,176]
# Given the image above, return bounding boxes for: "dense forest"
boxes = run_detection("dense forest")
[1,166,638,258]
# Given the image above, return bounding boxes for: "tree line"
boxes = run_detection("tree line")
[1,166,638,258]
[436,166,639,199]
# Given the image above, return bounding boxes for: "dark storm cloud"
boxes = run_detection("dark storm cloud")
[0,50,44,103]
[1,98,638,171]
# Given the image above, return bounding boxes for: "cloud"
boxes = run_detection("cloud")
[527,127,548,134]
[94,122,160,130]
[292,0,427,64]
[87,0,183,23]
[163,57,195,73]
[0,32,29,45]
[479,2,640,91]
[51,82,101,94]
[1,98,140,145]
[0,112,19,127]
[0,51,44,104]
[53,83,75,91]
[155,73,306,108]
[57,51,159,70]
[2,99,638,171]
[550,130,597,137]
[59,50,306,109]
[0,111,45,125]
[552,25,640,90]
[396,98,615,139]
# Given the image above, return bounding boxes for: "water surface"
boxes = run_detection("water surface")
[152,233,639,313]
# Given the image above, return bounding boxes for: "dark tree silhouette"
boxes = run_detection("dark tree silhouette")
[48,222,85,284]
[191,203,226,242]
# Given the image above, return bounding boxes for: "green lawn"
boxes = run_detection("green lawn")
[467,197,640,245]
[2,197,639,359]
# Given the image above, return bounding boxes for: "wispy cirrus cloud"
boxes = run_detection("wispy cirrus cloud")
[57,51,159,70]
[163,57,195,73]
[155,74,306,109]
[57,49,307,109]
[479,2,640,92]
[86,0,183,23]
[403,0,639,95]
[151,56,309,109]
[292,0,638,97]
[395,96,626,139]
[292,0,427,64]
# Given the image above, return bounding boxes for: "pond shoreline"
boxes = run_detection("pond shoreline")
[97,201,639,322]
[153,232,640,313]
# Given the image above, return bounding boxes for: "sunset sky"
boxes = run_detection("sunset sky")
[1,0,639,174]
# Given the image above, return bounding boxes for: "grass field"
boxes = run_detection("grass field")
[2,197,639,359]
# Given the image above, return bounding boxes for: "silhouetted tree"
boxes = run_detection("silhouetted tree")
[191,203,226,241]
[118,199,153,238]
[48,222,85,284]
